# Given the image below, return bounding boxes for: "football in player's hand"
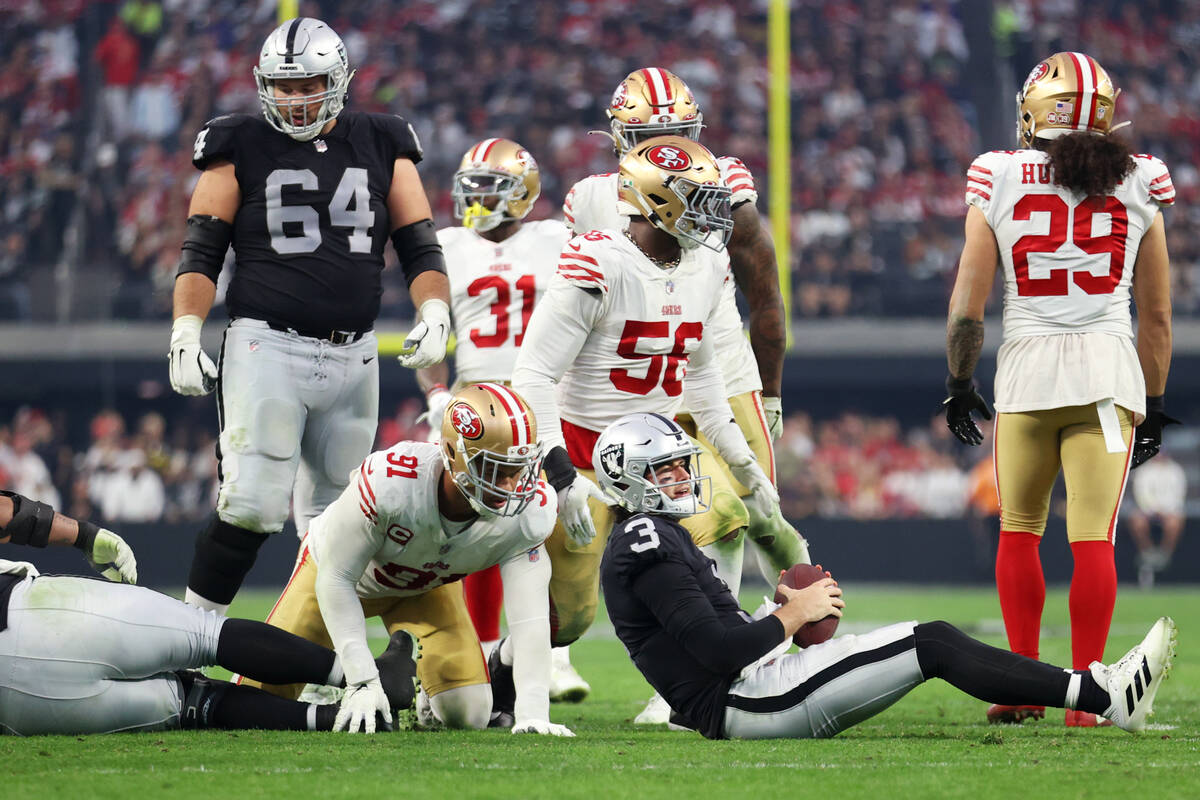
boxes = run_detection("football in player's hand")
[774,563,840,648]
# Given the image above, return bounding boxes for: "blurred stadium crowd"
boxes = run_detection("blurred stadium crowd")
[0,401,1193,527]
[1,0,1199,321]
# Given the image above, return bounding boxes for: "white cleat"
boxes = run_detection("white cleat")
[634,692,671,725]
[1092,616,1177,732]
[549,647,590,703]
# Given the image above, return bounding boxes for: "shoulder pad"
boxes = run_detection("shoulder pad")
[965,151,1004,210]
[191,114,257,170]
[369,113,424,165]
[717,155,758,206]
[555,234,611,295]
[1135,154,1175,207]
[607,514,682,582]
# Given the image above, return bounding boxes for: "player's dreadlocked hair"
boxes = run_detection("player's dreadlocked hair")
[1041,132,1135,198]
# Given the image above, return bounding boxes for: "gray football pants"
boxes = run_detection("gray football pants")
[723,621,922,739]
[216,319,379,536]
[0,575,225,735]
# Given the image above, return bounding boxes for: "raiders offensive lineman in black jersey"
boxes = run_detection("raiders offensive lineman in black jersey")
[168,18,452,614]
[595,413,1175,738]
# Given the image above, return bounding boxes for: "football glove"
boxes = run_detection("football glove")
[512,719,576,737]
[762,395,783,442]
[1132,396,1180,469]
[728,456,780,514]
[88,528,138,584]
[334,677,392,734]
[398,299,451,369]
[558,473,608,547]
[417,385,453,435]
[168,315,217,396]
[943,376,992,446]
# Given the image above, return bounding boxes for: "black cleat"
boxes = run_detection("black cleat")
[375,630,418,713]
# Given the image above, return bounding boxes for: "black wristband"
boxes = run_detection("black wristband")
[946,376,974,396]
[1146,395,1165,414]
[390,219,447,288]
[74,520,100,553]
[543,446,577,493]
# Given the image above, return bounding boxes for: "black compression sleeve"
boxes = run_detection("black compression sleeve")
[631,560,786,675]
[390,219,446,287]
[216,618,337,685]
[542,446,576,493]
[0,490,54,547]
[177,215,233,283]
[913,621,1093,710]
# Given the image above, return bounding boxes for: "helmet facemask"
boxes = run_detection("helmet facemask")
[452,170,525,232]
[448,438,545,518]
[670,178,733,251]
[609,115,704,158]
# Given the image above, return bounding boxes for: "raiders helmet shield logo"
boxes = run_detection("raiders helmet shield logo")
[646,144,691,171]
[449,402,484,440]
[599,443,625,480]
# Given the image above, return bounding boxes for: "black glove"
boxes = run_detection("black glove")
[942,376,993,446]
[1132,395,1180,469]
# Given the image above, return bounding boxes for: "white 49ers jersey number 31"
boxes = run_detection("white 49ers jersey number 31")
[439,220,569,384]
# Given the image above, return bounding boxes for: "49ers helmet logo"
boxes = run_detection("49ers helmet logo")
[1023,61,1048,93]
[449,402,484,440]
[646,144,691,171]
[610,82,629,110]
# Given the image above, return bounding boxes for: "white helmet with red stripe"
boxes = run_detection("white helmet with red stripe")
[1017,52,1123,147]
[606,67,703,156]
[440,383,543,517]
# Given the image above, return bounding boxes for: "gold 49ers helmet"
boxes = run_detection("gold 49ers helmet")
[452,138,541,232]
[440,382,543,517]
[617,136,733,252]
[606,67,703,156]
[1017,52,1123,147]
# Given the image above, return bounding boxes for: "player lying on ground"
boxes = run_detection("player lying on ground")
[594,413,1177,739]
[244,383,572,736]
[0,491,415,735]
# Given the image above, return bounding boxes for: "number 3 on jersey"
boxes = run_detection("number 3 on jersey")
[628,517,660,553]
[1012,194,1128,297]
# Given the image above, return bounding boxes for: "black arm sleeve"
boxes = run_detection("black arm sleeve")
[390,219,446,288]
[542,446,577,493]
[629,559,786,676]
[0,490,54,547]
[177,215,233,283]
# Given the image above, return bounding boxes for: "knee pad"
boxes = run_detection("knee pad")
[430,684,491,730]
[188,516,270,606]
[178,673,230,730]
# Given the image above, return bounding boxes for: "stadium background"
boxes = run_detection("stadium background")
[1,0,1198,586]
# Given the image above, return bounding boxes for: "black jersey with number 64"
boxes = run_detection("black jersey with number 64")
[191,111,423,333]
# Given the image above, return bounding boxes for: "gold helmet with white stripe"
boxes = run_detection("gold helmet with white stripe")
[440,383,543,516]
[452,138,541,232]
[1017,52,1122,147]
[606,67,703,156]
[617,136,732,252]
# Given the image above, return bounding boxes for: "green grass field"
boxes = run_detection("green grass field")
[3,583,1198,799]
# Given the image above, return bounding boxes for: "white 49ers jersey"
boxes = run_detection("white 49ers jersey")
[307,441,555,600]
[966,148,1174,415]
[514,230,729,442]
[438,220,569,384]
[562,157,762,397]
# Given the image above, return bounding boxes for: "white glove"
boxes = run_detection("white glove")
[557,473,608,547]
[418,386,453,434]
[168,315,218,396]
[89,529,138,584]
[512,719,576,737]
[334,677,391,733]
[762,395,783,442]
[398,299,451,369]
[728,456,780,516]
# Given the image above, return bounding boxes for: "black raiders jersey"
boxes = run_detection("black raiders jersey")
[191,111,423,333]
[600,512,786,739]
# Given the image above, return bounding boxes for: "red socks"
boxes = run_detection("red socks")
[995,531,1045,659]
[1068,540,1116,669]
[464,564,503,643]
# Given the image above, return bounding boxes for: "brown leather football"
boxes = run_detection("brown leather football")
[773,563,840,648]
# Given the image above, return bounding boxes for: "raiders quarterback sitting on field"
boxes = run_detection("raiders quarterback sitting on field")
[0,490,416,735]
[168,17,451,616]
[596,413,1176,740]
[242,384,572,736]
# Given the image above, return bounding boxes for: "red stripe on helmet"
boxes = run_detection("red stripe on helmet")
[640,68,662,106]
[1085,55,1100,130]
[479,382,529,447]
[1066,52,1085,129]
